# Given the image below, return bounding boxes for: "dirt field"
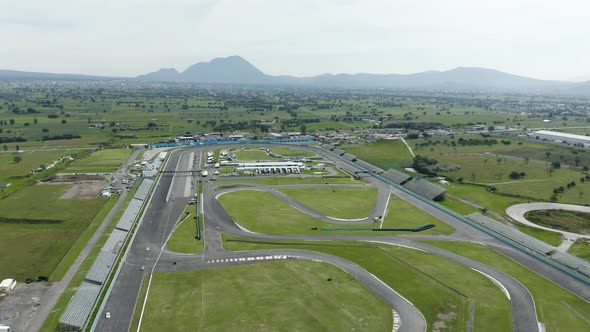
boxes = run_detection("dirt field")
[0,282,51,331]
[39,174,108,199]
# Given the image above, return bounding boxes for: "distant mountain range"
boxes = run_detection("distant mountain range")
[2,56,590,96]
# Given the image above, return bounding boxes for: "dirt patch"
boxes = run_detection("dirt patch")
[0,282,52,332]
[433,312,457,332]
[38,174,107,199]
[59,181,106,199]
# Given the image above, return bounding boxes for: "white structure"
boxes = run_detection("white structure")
[0,278,16,292]
[532,130,590,147]
[0,324,11,332]
[143,164,158,178]
[236,161,302,173]
[158,152,167,161]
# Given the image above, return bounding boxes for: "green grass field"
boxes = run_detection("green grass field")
[525,210,590,234]
[568,239,590,261]
[424,241,590,332]
[222,236,511,331]
[342,139,414,170]
[0,184,107,280]
[233,149,271,161]
[167,205,204,254]
[218,190,452,235]
[445,183,529,216]
[215,175,362,185]
[411,137,590,204]
[277,187,378,219]
[64,148,128,173]
[269,147,315,157]
[132,261,393,332]
[383,195,455,235]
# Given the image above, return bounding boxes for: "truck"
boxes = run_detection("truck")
[201,170,208,177]
[158,152,167,161]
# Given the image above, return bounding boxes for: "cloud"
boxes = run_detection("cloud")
[0,0,588,79]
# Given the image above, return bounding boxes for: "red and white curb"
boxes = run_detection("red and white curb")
[206,255,290,264]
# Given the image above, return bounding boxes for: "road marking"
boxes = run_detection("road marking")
[471,268,511,300]
[380,193,391,229]
[205,255,289,264]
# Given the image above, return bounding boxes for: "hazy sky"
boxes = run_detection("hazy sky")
[2,0,589,80]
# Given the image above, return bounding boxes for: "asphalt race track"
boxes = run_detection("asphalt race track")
[93,144,590,332]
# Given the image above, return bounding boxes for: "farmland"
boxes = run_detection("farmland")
[0,184,107,280]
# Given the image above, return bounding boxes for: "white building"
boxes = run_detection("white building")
[0,278,16,293]
[236,161,302,173]
[532,130,590,147]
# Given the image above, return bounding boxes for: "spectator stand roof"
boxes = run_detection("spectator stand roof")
[550,251,590,278]
[115,198,143,231]
[355,160,384,174]
[402,178,446,200]
[59,282,101,331]
[466,213,555,255]
[134,179,154,201]
[382,169,412,185]
[332,148,346,156]
[85,251,117,285]
[341,153,357,161]
[322,144,335,151]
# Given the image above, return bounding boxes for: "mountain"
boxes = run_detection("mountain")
[0,70,114,81]
[1,56,589,96]
[137,56,579,93]
[137,56,267,84]
[137,68,180,81]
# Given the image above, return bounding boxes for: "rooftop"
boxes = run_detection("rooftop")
[533,130,590,141]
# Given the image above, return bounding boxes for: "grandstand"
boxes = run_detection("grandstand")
[402,178,446,200]
[466,213,555,255]
[59,178,155,331]
[59,282,102,331]
[341,153,357,161]
[354,160,384,174]
[466,213,590,279]
[381,169,412,185]
[550,252,590,278]
[332,148,346,156]
[322,144,335,151]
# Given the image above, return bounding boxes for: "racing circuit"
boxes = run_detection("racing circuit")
[91,142,590,332]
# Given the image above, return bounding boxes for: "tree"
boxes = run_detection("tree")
[524,156,530,165]
[575,157,581,167]
[551,161,561,169]
[300,123,308,134]
[9,118,15,125]
[15,144,19,151]
[545,151,551,159]
[34,117,38,124]
[61,119,67,124]
[2,145,7,151]
[13,155,22,163]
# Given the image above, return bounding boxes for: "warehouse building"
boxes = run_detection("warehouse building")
[532,130,590,147]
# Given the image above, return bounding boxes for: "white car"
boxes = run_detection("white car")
[146,247,150,251]
[105,312,111,319]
